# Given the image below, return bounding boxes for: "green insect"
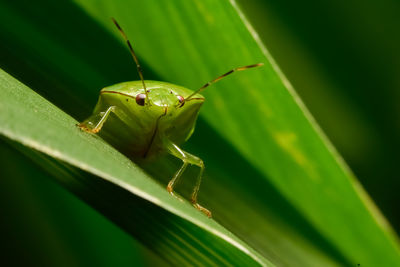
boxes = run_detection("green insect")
[78,18,263,217]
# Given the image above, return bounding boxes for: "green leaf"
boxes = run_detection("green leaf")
[0,69,271,265]
[0,141,152,266]
[239,0,400,231]
[0,0,399,266]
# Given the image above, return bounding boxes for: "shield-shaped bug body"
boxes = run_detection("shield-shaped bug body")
[78,18,263,217]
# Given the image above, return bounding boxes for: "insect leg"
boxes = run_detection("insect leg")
[78,106,116,133]
[163,137,211,217]
[167,162,188,195]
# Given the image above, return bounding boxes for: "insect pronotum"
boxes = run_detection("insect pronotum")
[78,18,263,217]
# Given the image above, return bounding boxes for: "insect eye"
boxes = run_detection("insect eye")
[135,93,146,106]
[177,95,185,107]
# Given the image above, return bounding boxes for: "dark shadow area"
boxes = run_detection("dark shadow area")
[0,139,155,267]
[0,0,160,119]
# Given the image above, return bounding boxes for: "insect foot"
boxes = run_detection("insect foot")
[192,201,212,218]
[166,184,184,202]
[77,122,99,134]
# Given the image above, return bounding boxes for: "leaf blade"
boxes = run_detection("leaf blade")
[0,68,272,266]
[73,0,400,265]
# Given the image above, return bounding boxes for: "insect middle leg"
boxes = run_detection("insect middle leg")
[78,106,116,133]
[163,138,211,217]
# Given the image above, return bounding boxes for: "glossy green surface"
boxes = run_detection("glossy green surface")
[101,80,203,101]
[85,80,204,158]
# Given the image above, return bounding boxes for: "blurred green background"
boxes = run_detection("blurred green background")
[238,0,400,231]
[0,0,399,265]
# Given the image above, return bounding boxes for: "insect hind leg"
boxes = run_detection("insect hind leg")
[163,137,211,217]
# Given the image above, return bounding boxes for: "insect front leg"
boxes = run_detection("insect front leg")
[78,106,116,133]
[163,137,211,217]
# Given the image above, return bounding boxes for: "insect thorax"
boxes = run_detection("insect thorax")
[94,81,204,158]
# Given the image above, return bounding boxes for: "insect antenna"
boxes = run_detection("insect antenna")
[185,63,264,101]
[112,18,148,101]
